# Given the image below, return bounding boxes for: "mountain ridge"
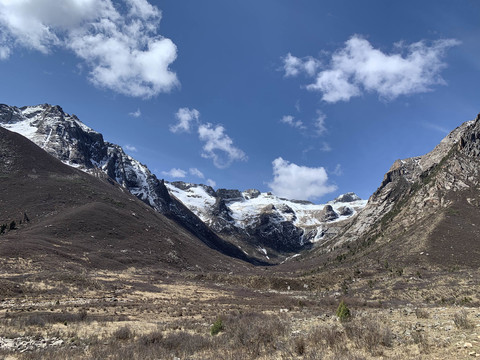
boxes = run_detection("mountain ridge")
[0,103,366,262]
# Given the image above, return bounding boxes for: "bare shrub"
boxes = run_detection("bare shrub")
[113,326,134,340]
[344,318,393,353]
[161,332,211,355]
[309,325,346,353]
[294,336,306,355]
[453,310,474,329]
[411,331,430,354]
[223,312,288,356]
[415,308,430,319]
[138,331,163,346]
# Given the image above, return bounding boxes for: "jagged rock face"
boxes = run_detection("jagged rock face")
[332,113,480,267]
[166,181,367,257]
[333,192,361,203]
[0,104,171,212]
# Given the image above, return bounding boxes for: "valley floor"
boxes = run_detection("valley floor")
[0,264,479,359]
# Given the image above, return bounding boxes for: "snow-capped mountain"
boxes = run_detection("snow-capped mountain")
[166,183,366,256]
[0,104,171,212]
[0,104,366,261]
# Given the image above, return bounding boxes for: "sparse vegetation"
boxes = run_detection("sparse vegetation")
[210,317,224,335]
[453,310,474,329]
[336,300,351,322]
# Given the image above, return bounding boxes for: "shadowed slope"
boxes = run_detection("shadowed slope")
[0,127,257,271]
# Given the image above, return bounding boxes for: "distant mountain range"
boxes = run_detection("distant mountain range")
[1,103,479,269]
[0,104,365,262]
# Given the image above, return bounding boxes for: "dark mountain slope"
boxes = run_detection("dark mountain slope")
[311,113,480,270]
[0,127,257,271]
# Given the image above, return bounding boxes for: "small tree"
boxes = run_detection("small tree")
[210,317,224,336]
[336,300,351,322]
[9,221,16,231]
[0,224,6,234]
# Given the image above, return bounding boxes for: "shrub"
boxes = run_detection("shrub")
[9,221,16,231]
[345,318,393,354]
[453,310,474,329]
[336,300,351,322]
[415,308,430,319]
[210,317,224,336]
[294,336,306,355]
[113,326,134,340]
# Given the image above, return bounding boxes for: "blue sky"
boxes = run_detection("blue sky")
[1,0,479,202]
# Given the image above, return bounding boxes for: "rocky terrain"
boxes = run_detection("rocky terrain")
[316,113,480,270]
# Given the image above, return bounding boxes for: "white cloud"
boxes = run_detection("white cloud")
[162,168,186,178]
[170,107,200,133]
[319,142,332,152]
[125,144,137,152]
[198,123,247,169]
[0,0,178,97]
[314,110,327,136]
[332,164,343,176]
[280,115,305,129]
[189,167,204,179]
[282,53,320,77]
[206,179,216,188]
[268,157,337,201]
[129,108,141,118]
[285,35,459,103]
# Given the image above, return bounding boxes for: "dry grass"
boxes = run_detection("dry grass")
[0,266,478,359]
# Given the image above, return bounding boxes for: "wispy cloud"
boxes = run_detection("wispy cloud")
[314,110,327,136]
[198,123,247,169]
[161,168,186,178]
[268,157,337,201]
[0,0,178,97]
[129,109,141,118]
[280,115,305,129]
[125,144,138,152]
[332,164,343,176]
[170,107,200,133]
[206,179,216,188]
[319,142,332,152]
[423,122,450,135]
[283,35,460,103]
[189,167,204,179]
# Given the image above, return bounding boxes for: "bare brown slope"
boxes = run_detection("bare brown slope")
[0,127,253,272]
[277,114,480,275]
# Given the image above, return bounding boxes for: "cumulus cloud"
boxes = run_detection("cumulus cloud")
[284,35,460,103]
[282,53,321,77]
[170,108,200,133]
[189,167,204,179]
[198,123,247,169]
[125,144,137,152]
[268,157,337,201]
[280,115,305,129]
[206,179,216,188]
[0,0,178,97]
[161,168,186,178]
[129,108,141,118]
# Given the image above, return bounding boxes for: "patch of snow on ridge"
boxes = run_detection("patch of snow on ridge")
[165,183,216,223]
[2,119,38,140]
